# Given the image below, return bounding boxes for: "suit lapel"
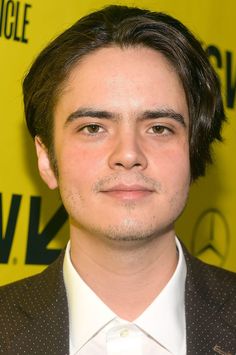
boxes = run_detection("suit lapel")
[184,247,236,354]
[7,251,69,355]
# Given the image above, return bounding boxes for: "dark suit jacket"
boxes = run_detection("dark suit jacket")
[0,246,235,355]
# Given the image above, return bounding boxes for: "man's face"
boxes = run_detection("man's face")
[37,46,190,244]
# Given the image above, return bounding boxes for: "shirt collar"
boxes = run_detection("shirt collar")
[63,237,186,353]
[63,242,116,351]
[135,237,186,354]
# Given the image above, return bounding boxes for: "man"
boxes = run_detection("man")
[0,5,235,355]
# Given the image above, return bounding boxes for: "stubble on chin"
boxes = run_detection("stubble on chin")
[96,213,160,244]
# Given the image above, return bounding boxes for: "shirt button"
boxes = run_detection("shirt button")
[120,328,129,337]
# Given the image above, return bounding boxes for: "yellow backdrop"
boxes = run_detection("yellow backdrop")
[0,0,235,285]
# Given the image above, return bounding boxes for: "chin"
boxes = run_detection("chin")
[100,219,171,243]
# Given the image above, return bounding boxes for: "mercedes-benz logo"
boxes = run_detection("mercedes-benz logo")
[191,208,230,267]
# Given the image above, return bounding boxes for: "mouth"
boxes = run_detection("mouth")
[100,184,155,200]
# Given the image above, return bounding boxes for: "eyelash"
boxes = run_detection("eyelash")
[147,125,173,135]
[77,124,105,135]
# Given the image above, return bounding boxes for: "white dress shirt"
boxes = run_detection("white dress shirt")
[63,238,187,355]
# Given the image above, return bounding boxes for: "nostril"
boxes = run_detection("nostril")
[114,161,143,169]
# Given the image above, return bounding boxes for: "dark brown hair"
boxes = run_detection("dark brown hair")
[23,5,225,180]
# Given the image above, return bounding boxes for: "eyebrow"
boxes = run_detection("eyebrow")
[64,107,186,127]
[65,108,113,126]
[141,109,186,126]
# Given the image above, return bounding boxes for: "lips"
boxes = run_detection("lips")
[101,184,155,200]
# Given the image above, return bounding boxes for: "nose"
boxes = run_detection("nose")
[108,131,148,170]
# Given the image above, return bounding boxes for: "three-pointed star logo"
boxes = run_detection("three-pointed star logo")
[191,209,230,266]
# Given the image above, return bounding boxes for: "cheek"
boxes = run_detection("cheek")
[167,146,191,198]
[149,143,191,208]
[150,141,190,178]
[56,142,106,185]
[158,146,190,213]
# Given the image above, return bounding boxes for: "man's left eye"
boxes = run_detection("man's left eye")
[148,125,170,134]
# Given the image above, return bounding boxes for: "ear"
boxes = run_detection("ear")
[35,136,58,189]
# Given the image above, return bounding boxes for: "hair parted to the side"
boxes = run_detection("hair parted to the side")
[23,5,225,181]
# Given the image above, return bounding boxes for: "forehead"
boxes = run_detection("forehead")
[55,46,188,121]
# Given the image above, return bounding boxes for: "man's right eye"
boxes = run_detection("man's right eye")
[79,124,104,135]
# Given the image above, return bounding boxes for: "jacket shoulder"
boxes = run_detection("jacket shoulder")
[184,248,236,328]
[0,251,67,351]
[0,250,65,302]
[186,250,236,289]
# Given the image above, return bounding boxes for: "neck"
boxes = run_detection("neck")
[70,228,178,321]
